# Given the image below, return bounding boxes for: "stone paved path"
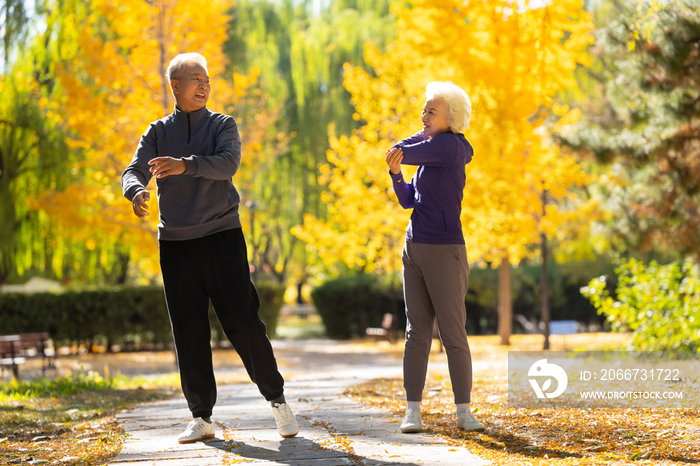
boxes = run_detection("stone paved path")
[107,340,491,466]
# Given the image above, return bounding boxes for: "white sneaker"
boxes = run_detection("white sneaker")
[400,409,421,433]
[457,410,485,431]
[272,403,299,438]
[178,418,216,444]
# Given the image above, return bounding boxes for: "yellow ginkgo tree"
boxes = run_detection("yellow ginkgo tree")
[293,0,595,344]
[33,0,282,283]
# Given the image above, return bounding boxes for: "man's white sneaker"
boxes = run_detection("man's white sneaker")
[178,418,215,444]
[457,410,485,431]
[272,403,299,438]
[400,409,421,433]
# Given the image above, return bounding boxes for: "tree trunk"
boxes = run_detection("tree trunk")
[115,251,130,285]
[157,1,170,115]
[0,141,16,286]
[498,256,512,345]
[541,231,550,350]
[541,190,551,350]
[357,268,366,337]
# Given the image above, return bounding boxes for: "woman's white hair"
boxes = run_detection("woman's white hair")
[425,81,472,132]
[166,53,208,81]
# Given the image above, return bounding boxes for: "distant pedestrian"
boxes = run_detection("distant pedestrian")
[385,81,485,433]
[122,52,298,443]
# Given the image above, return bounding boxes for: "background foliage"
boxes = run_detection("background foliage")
[558,0,700,259]
[0,0,698,344]
[583,257,700,351]
[293,0,595,273]
[312,263,609,339]
[0,283,284,347]
[310,274,404,339]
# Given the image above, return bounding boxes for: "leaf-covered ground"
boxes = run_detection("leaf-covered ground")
[0,387,172,465]
[0,314,348,465]
[3,332,697,465]
[346,334,700,466]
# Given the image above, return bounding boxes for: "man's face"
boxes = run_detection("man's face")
[171,61,210,112]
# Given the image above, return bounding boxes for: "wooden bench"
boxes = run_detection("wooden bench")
[365,315,445,351]
[366,313,394,343]
[0,333,56,379]
[280,303,317,319]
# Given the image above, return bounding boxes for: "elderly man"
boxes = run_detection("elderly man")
[122,52,298,443]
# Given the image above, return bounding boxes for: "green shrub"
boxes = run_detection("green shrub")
[465,260,612,334]
[0,287,171,349]
[311,259,612,339]
[0,283,285,349]
[209,282,285,341]
[582,257,700,351]
[311,274,404,339]
[257,282,285,338]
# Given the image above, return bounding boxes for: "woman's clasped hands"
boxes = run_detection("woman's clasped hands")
[385,147,403,175]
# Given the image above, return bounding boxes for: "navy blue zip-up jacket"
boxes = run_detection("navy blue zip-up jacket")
[390,131,473,244]
[121,105,242,240]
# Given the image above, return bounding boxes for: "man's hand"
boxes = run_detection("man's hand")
[132,190,151,218]
[385,147,403,175]
[149,157,186,179]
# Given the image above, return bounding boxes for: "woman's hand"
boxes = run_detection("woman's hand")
[385,147,403,175]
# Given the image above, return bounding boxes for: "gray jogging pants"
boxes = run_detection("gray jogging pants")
[402,241,473,404]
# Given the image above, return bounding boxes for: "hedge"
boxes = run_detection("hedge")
[310,274,405,339]
[0,283,285,350]
[209,282,285,343]
[311,260,612,339]
[466,260,613,333]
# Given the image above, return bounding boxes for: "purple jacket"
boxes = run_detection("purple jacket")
[390,131,473,244]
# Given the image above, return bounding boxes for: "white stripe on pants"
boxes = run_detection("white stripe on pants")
[402,241,473,404]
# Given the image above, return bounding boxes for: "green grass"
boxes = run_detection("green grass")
[275,313,326,339]
[1,372,111,401]
[0,371,181,401]
[0,371,179,465]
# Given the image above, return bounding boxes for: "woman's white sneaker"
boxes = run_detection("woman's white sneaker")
[400,409,421,433]
[457,410,485,431]
[178,418,215,444]
[272,403,299,438]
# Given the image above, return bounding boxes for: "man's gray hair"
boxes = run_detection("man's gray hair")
[425,82,472,132]
[166,53,208,81]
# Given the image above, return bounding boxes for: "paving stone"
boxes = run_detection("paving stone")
[107,339,490,466]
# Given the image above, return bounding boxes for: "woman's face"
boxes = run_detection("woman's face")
[421,98,451,138]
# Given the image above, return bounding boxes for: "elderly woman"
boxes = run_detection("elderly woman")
[385,81,485,433]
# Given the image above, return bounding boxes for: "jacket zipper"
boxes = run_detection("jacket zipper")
[441,206,447,231]
[187,113,191,144]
